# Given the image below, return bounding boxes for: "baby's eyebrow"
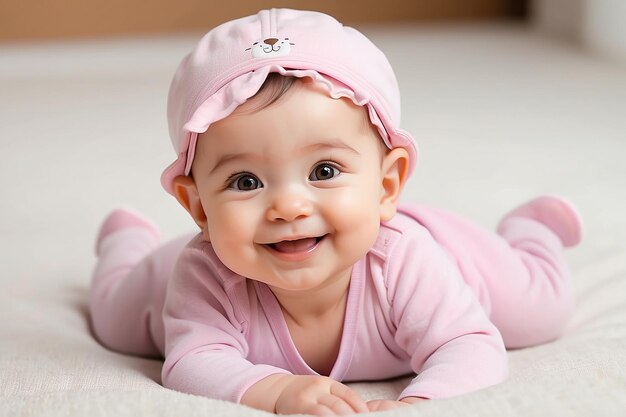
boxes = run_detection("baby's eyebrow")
[301,139,360,156]
[209,152,258,174]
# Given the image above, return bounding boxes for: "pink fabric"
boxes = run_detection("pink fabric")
[90,203,574,403]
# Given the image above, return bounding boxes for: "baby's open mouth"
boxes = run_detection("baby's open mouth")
[266,235,326,254]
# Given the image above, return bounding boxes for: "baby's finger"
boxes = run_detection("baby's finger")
[366,400,384,412]
[329,383,368,413]
[317,394,356,416]
[306,403,336,416]
[367,399,408,412]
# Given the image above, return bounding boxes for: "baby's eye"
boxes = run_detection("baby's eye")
[228,174,263,191]
[309,163,340,181]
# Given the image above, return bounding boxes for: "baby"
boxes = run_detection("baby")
[89,8,583,415]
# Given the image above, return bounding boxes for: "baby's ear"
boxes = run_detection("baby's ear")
[379,147,410,222]
[172,175,210,241]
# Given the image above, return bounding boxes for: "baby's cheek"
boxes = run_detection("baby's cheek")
[208,207,248,246]
[329,190,380,246]
[333,188,379,224]
[209,229,257,278]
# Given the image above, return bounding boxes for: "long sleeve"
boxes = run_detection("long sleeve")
[161,239,291,403]
[383,224,508,400]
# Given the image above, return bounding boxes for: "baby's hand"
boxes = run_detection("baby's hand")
[274,375,369,415]
[366,397,425,412]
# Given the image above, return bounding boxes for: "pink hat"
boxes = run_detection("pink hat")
[162,8,418,195]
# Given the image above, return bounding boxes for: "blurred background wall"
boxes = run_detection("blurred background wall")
[0,0,624,63]
[533,0,626,63]
[0,0,526,41]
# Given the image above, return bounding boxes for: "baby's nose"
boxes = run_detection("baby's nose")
[264,38,279,46]
[266,192,313,222]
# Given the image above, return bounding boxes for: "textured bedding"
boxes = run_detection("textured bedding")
[1,23,625,416]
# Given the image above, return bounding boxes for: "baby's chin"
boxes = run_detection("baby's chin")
[255,273,336,293]
[251,266,354,294]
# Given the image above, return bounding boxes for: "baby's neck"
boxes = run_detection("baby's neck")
[269,268,352,326]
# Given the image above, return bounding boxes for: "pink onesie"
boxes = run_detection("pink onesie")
[90,203,575,402]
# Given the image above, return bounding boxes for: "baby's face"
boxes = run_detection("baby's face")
[183,80,405,292]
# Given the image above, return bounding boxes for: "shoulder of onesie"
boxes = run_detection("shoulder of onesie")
[369,210,432,261]
[173,233,253,327]
[177,233,246,292]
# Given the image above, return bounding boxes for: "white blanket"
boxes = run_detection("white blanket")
[1,23,625,416]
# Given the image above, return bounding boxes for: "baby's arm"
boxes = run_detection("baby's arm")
[161,248,290,403]
[386,225,509,400]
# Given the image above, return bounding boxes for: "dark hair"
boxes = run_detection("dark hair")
[243,72,298,112]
